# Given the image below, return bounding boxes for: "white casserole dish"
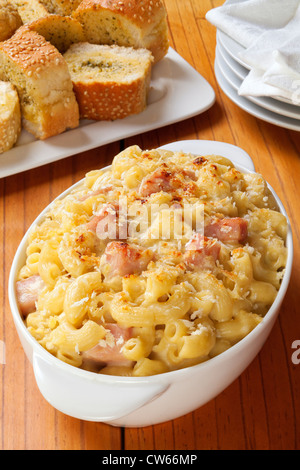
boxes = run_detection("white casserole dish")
[8,140,293,427]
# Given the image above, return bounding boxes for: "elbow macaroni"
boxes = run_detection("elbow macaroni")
[17,146,288,376]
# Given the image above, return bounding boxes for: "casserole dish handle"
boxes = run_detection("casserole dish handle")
[33,353,168,422]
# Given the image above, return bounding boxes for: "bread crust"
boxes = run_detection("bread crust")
[75,0,166,30]
[73,0,169,62]
[64,42,153,121]
[0,28,79,139]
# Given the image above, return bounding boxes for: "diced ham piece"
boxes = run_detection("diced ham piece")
[139,165,197,197]
[86,202,127,240]
[78,186,113,201]
[86,203,117,232]
[204,217,248,243]
[86,213,104,233]
[184,234,221,270]
[103,241,153,277]
[82,323,133,367]
[16,274,45,317]
[139,166,175,197]
[183,169,197,181]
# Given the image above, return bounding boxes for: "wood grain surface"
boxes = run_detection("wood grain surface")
[1,0,300,450]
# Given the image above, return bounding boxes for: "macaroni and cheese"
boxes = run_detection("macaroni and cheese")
[16,146,288,376]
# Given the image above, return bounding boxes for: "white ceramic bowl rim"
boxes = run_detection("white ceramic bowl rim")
[8,156,294,386]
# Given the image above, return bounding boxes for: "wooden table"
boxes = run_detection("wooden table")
[1,0,300,450]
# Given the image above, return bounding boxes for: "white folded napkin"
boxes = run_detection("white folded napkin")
[206,0,300,105]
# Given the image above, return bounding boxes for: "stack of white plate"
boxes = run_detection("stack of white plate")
[215,30,300,131]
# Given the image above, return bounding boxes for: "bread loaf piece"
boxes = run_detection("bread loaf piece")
[64,42,153,121]
[25,14,86,53]
[73,0,169,63]
[0,80,21,153]
[39,0,81,15]
[0,0,22,41]
[10,0,49,23]
[0,28,79,139]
